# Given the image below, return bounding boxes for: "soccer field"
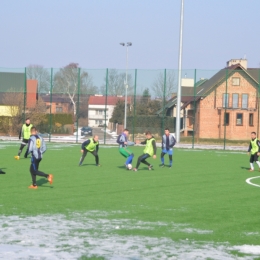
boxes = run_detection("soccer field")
[0,141,260,259]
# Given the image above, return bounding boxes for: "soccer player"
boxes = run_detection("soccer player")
[160,128,176,168]
[79,135,100,166]
[133,131,156,171]
[27,127,53,189]
[247,131,260,171]
[117,128,136,169]
[14,118,33,160]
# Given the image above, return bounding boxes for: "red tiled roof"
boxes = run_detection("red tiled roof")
[88,95,131,105]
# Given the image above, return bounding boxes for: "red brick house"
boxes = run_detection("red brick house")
[40,94,73,114]
[160,60,260,140]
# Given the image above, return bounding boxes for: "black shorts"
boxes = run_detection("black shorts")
[21,139,29,145]
[250,153,258,163]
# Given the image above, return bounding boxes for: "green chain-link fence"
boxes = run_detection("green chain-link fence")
[0,65,259,149]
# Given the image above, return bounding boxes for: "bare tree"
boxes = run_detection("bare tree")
[53,63,97,116]
[27,65,51,93]
[100,69,133,96]
[152,70,177,100]
[27,96,47,127]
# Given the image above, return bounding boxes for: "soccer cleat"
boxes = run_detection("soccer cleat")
[132,168,138,172]
[48,174,53,185]
[148,165,153,170]
[160,164,165,168]
[169,165,172,168]
[96,164,101,167]
[0,169,5,174]
[28,185,38,189]
[248,169,254,172]
[14,156,20,160]
[79,162,82,166]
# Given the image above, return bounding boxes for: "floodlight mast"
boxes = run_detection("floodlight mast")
[176,0,184,143]
[120,42,132,129]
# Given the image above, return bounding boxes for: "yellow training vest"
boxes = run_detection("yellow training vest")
[250,138,258,154]
[85,138,98,152]
[143,138,155,156]
[22,124,33,139]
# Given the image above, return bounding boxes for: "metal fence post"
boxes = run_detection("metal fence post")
[48,68,53,142]
[104,68,108,145]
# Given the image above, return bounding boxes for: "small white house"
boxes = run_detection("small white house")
[88,95,129,127]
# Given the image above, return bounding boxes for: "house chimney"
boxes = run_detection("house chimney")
[226,59,247,69]
[27,79,38,108]
[181,78,194,87]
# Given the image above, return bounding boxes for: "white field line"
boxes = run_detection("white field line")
[246,176,260,188]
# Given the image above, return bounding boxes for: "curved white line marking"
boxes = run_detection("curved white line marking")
[246,176,260,188]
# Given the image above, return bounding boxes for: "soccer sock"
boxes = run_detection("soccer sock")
[256,161,260,167]
[126,154,134,165]
[169,155,173,166]
[161,157,164,164]
[18,144,26,156]
[250,163,254,169]
[95,155,99,165]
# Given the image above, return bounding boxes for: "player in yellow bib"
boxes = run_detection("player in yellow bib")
[79,135,100,166]
[133,131,157,171]
[14,118,33,160]
[247,131,260,171]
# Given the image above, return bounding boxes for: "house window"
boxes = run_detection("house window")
[232,94,239,108]
[236,113,243,125]
[96,109,104,115]
[56,107,63,112]
[232,77,240,86]
[249,113,254,126]
[224,112,230,126]
[242,94,248,109]
[222,93,229,108]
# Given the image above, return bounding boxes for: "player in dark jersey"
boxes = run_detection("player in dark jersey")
[27,127,53,189]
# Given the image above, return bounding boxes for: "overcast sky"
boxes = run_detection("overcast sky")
[0,0,259,70]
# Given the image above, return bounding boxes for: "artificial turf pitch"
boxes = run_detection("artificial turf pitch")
[0,141,260,259]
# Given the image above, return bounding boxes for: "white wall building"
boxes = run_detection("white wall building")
[88,95,128,127]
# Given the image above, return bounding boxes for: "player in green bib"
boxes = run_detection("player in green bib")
[247,131,260,171]
[133,131,157,171]
[79,135,100,166]
[14,118,33,160]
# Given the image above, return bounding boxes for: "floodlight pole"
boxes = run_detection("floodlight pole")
[120,42,132,129]
[176,0,184,143]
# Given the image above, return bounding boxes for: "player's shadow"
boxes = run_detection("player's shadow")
[241,166,250,170]
[80,164,97,167]
[36,178,53,188]
[117,166,127,169]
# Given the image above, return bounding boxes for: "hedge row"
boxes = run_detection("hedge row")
[127,115,179,135]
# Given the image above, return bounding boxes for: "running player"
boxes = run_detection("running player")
[160,128,176,168]
[133,131,156,171]
[117,129,136,169]
[79,135,100,166]
[248,131,260,171]
[27,127,53,189]
[14,118,33,160]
